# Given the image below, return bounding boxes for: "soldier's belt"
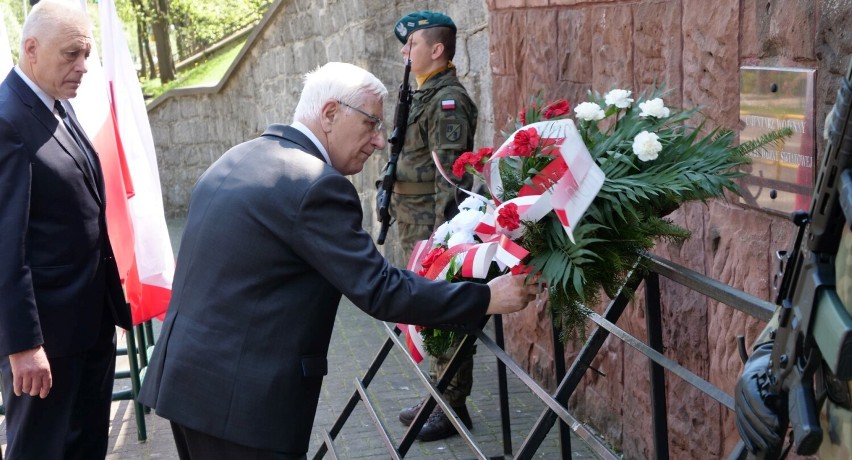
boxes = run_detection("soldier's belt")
[394,181,435,195]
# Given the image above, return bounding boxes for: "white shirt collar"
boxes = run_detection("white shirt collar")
[14,65,56,112]
[291,121,332,167]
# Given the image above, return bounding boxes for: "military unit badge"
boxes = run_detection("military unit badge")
[445,122,461,142]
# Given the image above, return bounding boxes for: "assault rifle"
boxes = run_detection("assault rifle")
[767,58,852,457]
[376,58,413,244]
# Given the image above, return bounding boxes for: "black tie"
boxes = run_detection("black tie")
[54,99,99,181]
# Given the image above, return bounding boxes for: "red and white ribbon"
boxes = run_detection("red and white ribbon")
[483,119,604,243]
[397,323,426,363]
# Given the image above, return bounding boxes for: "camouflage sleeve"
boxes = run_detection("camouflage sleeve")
[429,93,476,227]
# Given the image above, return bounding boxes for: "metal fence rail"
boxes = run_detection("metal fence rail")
[314,253,776,459]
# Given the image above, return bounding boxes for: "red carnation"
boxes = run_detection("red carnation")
[543,99,570,119]
[453,148,493,176]
[452,152,475,177]
[512,127,540,157]
[472,147,493,172]
[497,203,521,231]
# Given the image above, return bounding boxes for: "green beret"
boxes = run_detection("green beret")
[394,11,456,44]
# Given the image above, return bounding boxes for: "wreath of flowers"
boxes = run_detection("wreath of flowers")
[407,87,790,356]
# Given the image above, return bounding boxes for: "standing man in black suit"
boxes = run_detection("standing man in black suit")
[0,0,132,458]
[139,62,541,459]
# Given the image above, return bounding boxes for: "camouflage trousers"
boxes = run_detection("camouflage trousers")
[397,221,435,265]
[429,338,476,407]
[399,221,475,407]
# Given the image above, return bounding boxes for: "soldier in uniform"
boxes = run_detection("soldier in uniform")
[734,107,852,458]
[390,11,480,442]
[819,224,852,458]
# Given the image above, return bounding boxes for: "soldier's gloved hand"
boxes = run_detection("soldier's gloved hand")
[375,180,387,219]
[734,342,786,457]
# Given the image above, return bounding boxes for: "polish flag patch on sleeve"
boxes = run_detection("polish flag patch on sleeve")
[441,99,456,110]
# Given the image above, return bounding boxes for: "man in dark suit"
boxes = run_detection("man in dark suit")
[138,62,540,459]
[0,0,133,458]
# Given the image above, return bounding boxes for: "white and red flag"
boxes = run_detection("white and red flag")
[71,0,174,324]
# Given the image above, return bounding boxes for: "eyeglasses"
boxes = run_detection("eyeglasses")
[336,100,383,133]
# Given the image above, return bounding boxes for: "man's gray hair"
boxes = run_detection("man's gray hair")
[20,0,91,54]
[293,62,388,123]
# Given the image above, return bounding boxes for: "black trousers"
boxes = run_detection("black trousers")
[171,422,307,460]
[0,315,116,460]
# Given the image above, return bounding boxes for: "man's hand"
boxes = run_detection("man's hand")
[734,342,786,457]
[485,273,544,315]
[375,179,386,220]
[9,346,52,399]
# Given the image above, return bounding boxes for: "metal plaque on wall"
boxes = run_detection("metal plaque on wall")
[738,66,816,216]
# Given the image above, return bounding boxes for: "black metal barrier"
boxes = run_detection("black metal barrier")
[314,253,777,459]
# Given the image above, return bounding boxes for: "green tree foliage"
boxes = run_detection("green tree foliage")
[114,0,268,84]
[1,0,265,90]
[169,0,268,61]
[0,0,29,62]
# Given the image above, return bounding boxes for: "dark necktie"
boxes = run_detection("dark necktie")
[54,99,99,181]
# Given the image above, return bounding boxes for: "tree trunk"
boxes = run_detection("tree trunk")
[135,19,148,79]
[129,0,156,80]
[150,0,174,83]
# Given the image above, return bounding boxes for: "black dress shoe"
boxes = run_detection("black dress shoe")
[399,399,425,426]
[417,404,473,442]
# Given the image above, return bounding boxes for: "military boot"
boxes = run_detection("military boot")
[416,404,473,442]
[398,399,426,426]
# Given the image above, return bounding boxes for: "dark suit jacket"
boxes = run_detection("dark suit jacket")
[0,69,132,359]
[138,124,490,453]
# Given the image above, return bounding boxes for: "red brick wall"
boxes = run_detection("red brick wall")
[487,0,851,457]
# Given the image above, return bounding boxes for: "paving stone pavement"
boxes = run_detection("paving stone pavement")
[0,218,603,459]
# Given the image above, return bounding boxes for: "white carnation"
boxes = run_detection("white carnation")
[574,102,605,122]
[604,89,633,108]
[638,98,671,118]
[632,131,662,162]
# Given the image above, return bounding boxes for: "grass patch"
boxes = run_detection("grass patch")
[141,39,246,101]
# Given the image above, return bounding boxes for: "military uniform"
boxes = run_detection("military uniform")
[735,95,852,456]
[748,227,852,457]
[818,224,852,458]
[736,233,852,459]
[391,65,478,408]
[392,66,477,246]
[389,11,479,419]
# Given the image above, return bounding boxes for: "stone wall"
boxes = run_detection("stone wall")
[487,0,851,458]
[148,0,851,458]
[149,0,492,267]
